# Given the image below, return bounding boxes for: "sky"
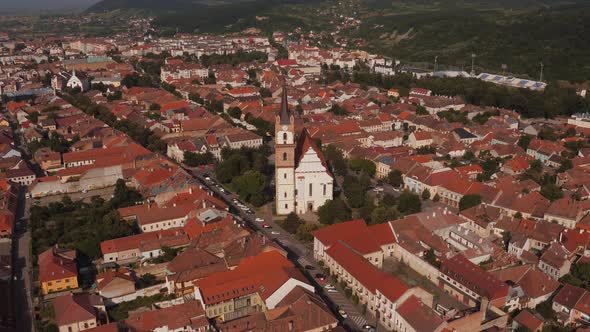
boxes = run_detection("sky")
[0,0,101,13]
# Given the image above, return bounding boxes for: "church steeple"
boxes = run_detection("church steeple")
[278,80,291,125]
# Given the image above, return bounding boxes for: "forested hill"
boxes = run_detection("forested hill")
[86,0,590,81]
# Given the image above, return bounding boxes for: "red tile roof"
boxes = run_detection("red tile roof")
[125,301,208,331]
[396,296,445,332]
[440,254,508,301]
[312,219,381,255]
[196,251,308,305]
[52,293,98,326]
[325,241,408,302]
[38,246,77,283]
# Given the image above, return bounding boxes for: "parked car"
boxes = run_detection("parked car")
[338,309,347,318]
[271,231,280,235]
[255,217,264,222]
[327,289,338,293]
[262,223,271,229]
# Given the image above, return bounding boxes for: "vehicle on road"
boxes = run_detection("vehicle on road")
[324,284,335,289]
[338,309,347,318]
[271,231,280,235]
[363,324,376,331]
[327,289,338,293]
[262,223,271,229]
[255,217,264,222]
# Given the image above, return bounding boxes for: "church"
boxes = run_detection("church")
[275,86,333,215]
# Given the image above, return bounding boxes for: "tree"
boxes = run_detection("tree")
[540,184,564,202]
[342,175,367,208]
[517,135,532,150]
[558,159,573,173]
[424,249,441,268]
[149,103,161,111]
[535,299,555,320]
[231,170,267,206]
[318,199,352,225]
[228,106,242,119]
[323,145,348,176]
[502,231,512,251]
[459,194,482,211]
[282,212,303,234]
[370,206,398,225]
[421,189,431,200]
[296,223,320,242]
[348,158,376,177]
[111,179,143,209]
[397,191,421,215]
[135,273,159,289]
[184,151,214,167]
[386,170,403,187]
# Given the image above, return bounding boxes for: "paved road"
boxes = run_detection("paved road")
[191,169,370,331]
[13,189,35,332]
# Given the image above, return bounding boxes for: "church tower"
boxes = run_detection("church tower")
[275,84,296,215]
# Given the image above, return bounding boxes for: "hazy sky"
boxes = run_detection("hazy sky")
[0,0,101,13]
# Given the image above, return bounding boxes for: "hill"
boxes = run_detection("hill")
[86,0,590,81]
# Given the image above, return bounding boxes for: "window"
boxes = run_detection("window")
[284,173,287,179]
[309,183,313,196]
[323,184,327,196]
[283,152,287,161]
[284,192,287,198]
[285,204,288,209]
[283,132,288,142]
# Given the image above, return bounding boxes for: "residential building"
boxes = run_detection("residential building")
[38,245,78,295]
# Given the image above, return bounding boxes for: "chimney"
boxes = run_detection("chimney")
[432,212,436,218]
[189,187,193,194]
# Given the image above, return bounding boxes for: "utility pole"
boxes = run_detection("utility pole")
[539,62,544,82]
[471,53,476,76]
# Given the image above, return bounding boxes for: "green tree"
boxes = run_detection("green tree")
[323,145,348,176]
[540,184,564,202]
[386,170,403,187]
[318,199,352,225]
[421,189,431,200]
[296,223,320,242]
[342,175,367,208]
[370,206,398,225]
[282,212,303,234]
[228,106,242,119]
[397,191,422,215]
[149,103,161,111]
[231,170,267,206]
[348,158,376,177]
[184,151,214,167]
[517,135,532,150]
[502,231,512,251]
[459,194,482,211]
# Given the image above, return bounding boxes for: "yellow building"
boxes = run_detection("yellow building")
[39,245,79,295]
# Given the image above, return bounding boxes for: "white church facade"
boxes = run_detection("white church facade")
[275,86,333,215]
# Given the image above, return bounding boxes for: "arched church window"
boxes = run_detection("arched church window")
[283,152,287,161]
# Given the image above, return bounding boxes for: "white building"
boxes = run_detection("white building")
[275,86,333,215]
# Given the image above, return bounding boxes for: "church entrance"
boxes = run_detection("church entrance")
[307,202,314,211]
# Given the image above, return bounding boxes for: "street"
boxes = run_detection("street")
[12,189,35,332]
[191,169,372,331]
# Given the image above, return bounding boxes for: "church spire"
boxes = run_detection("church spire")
[279,79,291,125]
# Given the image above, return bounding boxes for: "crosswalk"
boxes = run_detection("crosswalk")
[350,315,368,328]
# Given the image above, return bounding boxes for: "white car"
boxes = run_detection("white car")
[324,285,335,289]
[327,289,338,293]
[255,217,264,223]
[271,231,280,235]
